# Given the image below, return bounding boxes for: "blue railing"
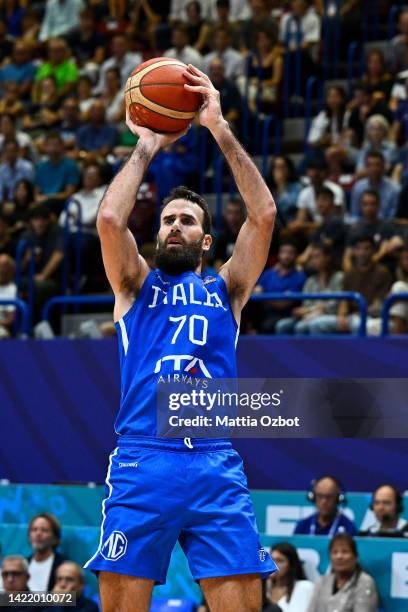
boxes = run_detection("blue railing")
[42,294,114,325]
[381,293,408,337]
[250,292,368,337]
[0,298,30,336]
[62,198,83,297]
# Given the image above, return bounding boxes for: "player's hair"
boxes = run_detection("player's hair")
[28,512,61,548]
[162,186,212,234]
[270,542,306,602]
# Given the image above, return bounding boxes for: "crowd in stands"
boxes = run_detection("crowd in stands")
[0,0,407,336]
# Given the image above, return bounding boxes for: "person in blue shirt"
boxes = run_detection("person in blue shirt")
[350,151,400,220]
[0,139,34,201]
[0,40,36,100]
[294,476,358,536]
[76,100,119,162]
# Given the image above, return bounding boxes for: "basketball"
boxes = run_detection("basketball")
[124,57,202,133]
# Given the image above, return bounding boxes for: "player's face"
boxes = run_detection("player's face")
[29,518,56,552]
[314,478,339,517]
[330,542,356,575]
[372,486,398,522]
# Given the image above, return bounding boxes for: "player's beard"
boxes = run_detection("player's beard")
[155,234,204,275]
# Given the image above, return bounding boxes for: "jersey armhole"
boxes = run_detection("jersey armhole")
[114,270,155,325]
[216,274,239,332]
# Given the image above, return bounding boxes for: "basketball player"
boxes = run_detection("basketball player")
[85,64,277,611]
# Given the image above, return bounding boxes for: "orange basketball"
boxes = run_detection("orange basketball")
[125,57,202,133]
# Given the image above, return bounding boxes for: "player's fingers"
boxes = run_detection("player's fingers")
[187,64,209,79]
[184,84,208,94]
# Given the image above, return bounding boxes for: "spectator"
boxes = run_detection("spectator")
[33,38,79,101]
[344,190,401,272]
[76,100,119,161]
[253,241,306,334]
[294,476,357,535]
[306,534,379,612]
[237,26,283,114]
[39,0,85,42]
[0,19,13,64]
[164,23,203,69]
[207,0,242,49]
[102,68,125,125]
[0,140,34,202]
[208,57,241,131]
[391,87,408,148]
[23,76,60,133]
[0,253,17,338]
[185,1,210,53]
[0,214,16,257]
[96,34,142,94]
[350,151,400,220]
[388,246,408,334]
[76,75,96,120]
[66,8,105,69]
[203,26,243,81]
[27,512,65,592]
[307,86,350,148]
[20,9,41,54]
[360,49,393,102]
[266,156,302,226]
[169,0,212,23]
[347,84,393,148]
[52,562,98,612]
[266,543,314,612]
[0,82,24,117]
[55,98,83,154]
[0,178,35,237]
[312,236,393,335]
[0,40,36,100]
[389,8,408,74]
[360,484,407,536]
[240,0,278,52]
[276,244,343,335]
[35,132,81,216]
[1,555,31,599]
[211,197,246,268]
[356,115,398,175]
[0,114,35,161]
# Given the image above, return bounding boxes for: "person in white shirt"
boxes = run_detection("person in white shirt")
[266,542,315,612]
[0,254,16,339]
[164,24,203,70]
[295,159,345,224]
[203,26,243,81]
[39,0,84,42]
[279,0,321,62]
[169,0,212,22]
[96,34,142,95]
[27,512,65,592]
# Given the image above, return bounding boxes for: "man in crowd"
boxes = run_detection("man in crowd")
[27,513,64,592]
[350,151,400,220]
[360,484,408,536]
[0,139,34,201]
[52,562,98,612]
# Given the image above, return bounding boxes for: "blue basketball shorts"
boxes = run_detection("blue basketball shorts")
[85,437,277,583]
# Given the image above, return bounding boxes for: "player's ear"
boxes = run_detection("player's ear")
[202,233,212,252]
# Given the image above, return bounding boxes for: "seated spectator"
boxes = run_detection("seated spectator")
[20,9,41,55]
[0,254,17,339]
[0,19,13,64]
[267,543,314,612]
[102,68,125,125]
[24,76,60,133]
[76,101,119,162]
[52,562,98,612]
[185,1,210,54]
[344,190,401,272]
[253,241,306,334]
[76,75,96,120]
[307,86,350,149]
[350,151,399,220]
[0,82,24,118]
[206,0,243,49]
[211,197,246,269]
[360,49,393,103]
[1,555,31,598]
[0,114,35,161]
[389,246,408,333]
[360,484,407,536]
[35,132,81,216]
[0,214,16,257]
[240,0,278,52]
[203,26,243,81]
[347,84,393,148]
[294,476,357,536]
[391,87,408,148]
[356,115,398,175]
[96,33,142,94]
[55,98,83,155]
[306,534,379,612]
[389,8,408,74]
[276,243,343,335]
[66,8,105,69]
[169,0,212,23]
[266,156,302,227]
[39,0,84,42]
[1,178,35,237]
[33,38,79,101]
[237,26,283,114]
[27,512,65,592]
[208,57,241,132]
[0,40,36,100]
[0,140,35,202]
[311,236,393,335]
[164,23,203,69]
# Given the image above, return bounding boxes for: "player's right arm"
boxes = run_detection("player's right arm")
[97,111,188,321]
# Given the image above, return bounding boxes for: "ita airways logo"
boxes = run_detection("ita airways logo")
[259,547,267,562]
[101,531,128,561]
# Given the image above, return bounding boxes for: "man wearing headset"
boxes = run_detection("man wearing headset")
[294,476,358,536]
[360,484,408,536]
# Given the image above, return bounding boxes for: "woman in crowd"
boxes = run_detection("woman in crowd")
[356,114,398,175]
[267,156,302,226]
[266,542,314,611]
[102,67,125,124]
[361,49,393,102]
[307,534,379,612]
[308,86,349,149]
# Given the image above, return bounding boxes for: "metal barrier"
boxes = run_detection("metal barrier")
[62,198,83,297]
[42,294,114,325]
[250,292,368,337]
[381,293,408,337]
[0,298,31,337]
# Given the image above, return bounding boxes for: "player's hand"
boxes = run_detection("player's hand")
[126,109,190,152]
[183,64,224,131]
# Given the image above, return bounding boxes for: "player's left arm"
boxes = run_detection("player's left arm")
[184,65,277,313]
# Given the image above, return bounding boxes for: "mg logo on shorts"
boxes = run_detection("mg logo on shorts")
[101,531,128,561]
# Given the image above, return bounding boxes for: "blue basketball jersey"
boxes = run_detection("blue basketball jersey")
[114,269,239,437]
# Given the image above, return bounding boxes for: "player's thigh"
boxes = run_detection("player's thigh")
[200,573,262,612]
[99,570,154,612]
